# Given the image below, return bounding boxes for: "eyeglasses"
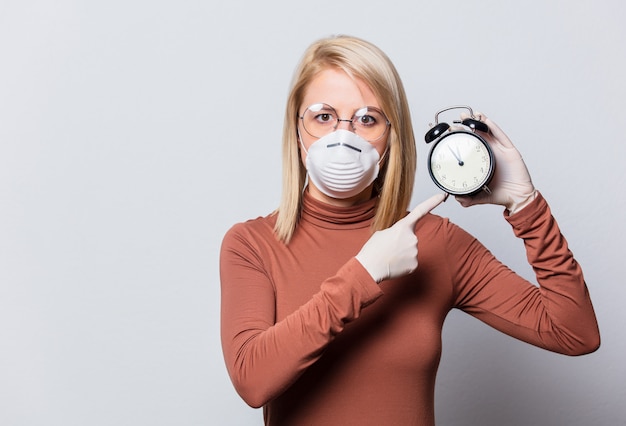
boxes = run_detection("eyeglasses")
[299,103,390,142]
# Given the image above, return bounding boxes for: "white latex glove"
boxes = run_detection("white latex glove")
[356,193,447,283]
[455,112,537,214]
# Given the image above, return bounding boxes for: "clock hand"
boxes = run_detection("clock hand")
[447,145,464,166]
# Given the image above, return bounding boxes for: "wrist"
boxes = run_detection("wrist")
[355,255,385,284]
[507,189,538,215]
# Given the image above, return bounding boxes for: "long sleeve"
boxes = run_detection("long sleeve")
[220,222,383,408]
[450,192,600,355]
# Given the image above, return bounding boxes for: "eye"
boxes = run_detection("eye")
[356,114,377,126]
[354,107,384,128]
[315,112,335,123]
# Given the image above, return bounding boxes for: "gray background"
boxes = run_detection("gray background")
[1,0,624,425]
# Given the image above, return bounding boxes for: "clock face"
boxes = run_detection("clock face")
[428,131,494,195]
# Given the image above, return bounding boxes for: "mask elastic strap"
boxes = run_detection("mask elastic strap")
[378,144,389,166]
[297,129,309,155]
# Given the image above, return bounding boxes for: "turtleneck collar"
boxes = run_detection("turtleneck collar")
[300,190,378,230]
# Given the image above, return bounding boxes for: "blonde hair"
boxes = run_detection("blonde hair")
[274,35,417,243]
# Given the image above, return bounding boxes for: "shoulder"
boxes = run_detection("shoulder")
[415,212,478,249]
[221,212,279,251]
[414,212,456,237]
[414,212,447,234]
[220,213,282,273]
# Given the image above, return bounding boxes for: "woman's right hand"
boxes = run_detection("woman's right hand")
[355,193,447,283]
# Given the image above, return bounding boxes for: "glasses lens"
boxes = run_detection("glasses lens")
[352,107,389,141]
[301,104,337,139]
[300,103,389,141]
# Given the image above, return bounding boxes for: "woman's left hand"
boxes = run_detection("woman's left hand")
[455,112,537,214]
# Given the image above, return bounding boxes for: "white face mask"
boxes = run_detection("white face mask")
[300,129,384,199]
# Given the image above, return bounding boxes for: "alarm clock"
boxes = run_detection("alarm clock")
[424,106,495,196]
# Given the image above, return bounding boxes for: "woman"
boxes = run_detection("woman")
[220,35,600,425]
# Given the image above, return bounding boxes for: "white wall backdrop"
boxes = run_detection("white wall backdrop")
[1,1,624,425]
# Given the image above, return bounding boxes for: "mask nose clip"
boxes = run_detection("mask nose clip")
[326,142,362,152]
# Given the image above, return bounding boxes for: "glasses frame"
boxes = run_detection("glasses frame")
[299,103,391,142]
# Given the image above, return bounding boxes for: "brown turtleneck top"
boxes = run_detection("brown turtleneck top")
[220,191,599,425]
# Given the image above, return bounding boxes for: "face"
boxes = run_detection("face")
[298,68,388,156]
[298,68,389,205]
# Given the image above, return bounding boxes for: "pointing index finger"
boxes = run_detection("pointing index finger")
[402,193,448,228]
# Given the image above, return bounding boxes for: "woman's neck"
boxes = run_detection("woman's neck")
[306,183,375,207]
